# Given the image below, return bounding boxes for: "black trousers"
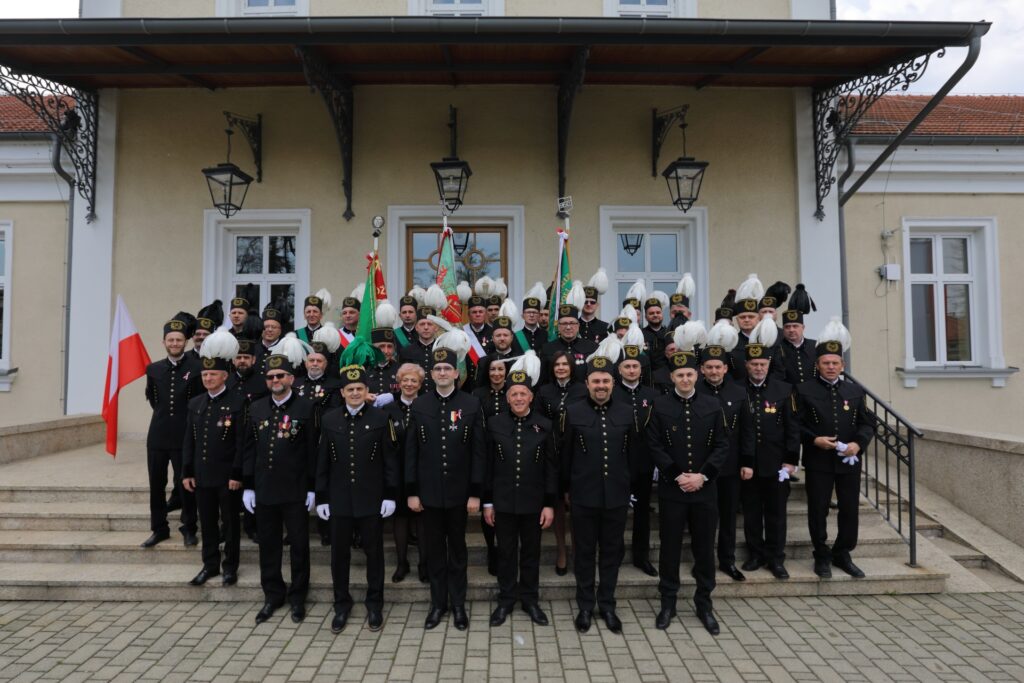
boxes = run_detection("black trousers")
[481,514,496,558]
[658,494,717,613]
[256,501,310,607]
[631,477,654,563]
[715,475,740,566]
[147,447,196,535]
[420,506,468,610]
[195,486,241,574]
[571,504,627,613]
[805,469,860,561]
[741,477,790,564]
[495,511,542,608]
[330,513,384,613]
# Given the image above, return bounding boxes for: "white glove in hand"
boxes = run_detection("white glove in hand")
[316,504,331,521]
[835,440,849,454]
[842,454,860,466]
[380,499,396,518]
[242,489,256,514]
[305,491,316,512]
[777,468,791,483]
[374,393,395,407]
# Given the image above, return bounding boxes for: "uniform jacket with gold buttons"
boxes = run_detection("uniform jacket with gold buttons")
[242,392,318,505]
[795,377,874,474]
[405,390,486,509]
[316,404,399,518]
[559,397,637,509]
[742,379,800,477]
[645,391,729,503]
[483,410,558,514]
[293,373,341,430]
[695,377,754,477]
[182,390,247,487]
[612,383,659,482]
[145,356,204,449]
[778,337,818,386]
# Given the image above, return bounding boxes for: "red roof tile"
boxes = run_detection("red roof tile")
[852,95,1024,137]
[0,95,77,133]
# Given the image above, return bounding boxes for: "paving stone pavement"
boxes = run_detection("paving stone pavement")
[2,593,1024,682]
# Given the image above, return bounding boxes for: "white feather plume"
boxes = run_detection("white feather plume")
[407,285,426,305]
[493,277,508,299]
[424,284,448,313]
[314,288,332,312]
[564,280,586,311]
[619,305,638,325]
[457,281,472,303]
[750,316,778,348]
[426,314,452,333]
[350,283,366,303]
[199,329,239,361]
[276,332,309,368]
[736,273,764,302]
[525,281,547,307]
[818,316,852,352]
[651,290,670,313]
[587,334,623,364]
[499,299,521,327]
[587,268,609,295]
[375,301,398,329]
[623,323,645,348]
[312,322,341,353]
[475,275,494,297]
[431,325,471,362]
[706,318,739,352]
[509,350,542,387]
[676,273,695,299]
[625,279,647,305]
[673,320,708,352]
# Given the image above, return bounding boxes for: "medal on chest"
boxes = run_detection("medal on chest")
[449,409,463,431]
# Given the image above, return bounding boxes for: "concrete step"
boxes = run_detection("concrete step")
[0,556,947,603]
[928,535,987,566]
[0,515,911,565]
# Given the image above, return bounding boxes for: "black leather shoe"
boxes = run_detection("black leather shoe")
[720,564,746,582]
[166,497,182,512]
[655,606,677,630]
[697,609,720,636]
[182,532,198,547]
[331,610,350,633]
[768,563,790,580]
[141,530,170,548]
[814,559,833,578]
[367,608,384,631]
[832,557,865,578]
[222,572,237,586]
[392,561,410,583]
[555,563,568,577]
[598,609,622,634]
[633,559,658,577]
[424,607,447,630]
[291,604,305,623]
[189,568,218,586]
[574,610,593,633]
[489,605,512,627]
[522,603,549,626]
[452,606,469,631]
[418,564,429,584]
[255,602,279,624]
[741,557,766,572]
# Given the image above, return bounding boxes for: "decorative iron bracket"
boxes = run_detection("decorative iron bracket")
[0,65,98,220]
[651,105,689,177]
[223,111,263,183]
[811,49,943,219]
[557,46,589,218]
[295,46,355,221]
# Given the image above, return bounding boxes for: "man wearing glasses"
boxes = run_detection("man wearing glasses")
[542,303,598,384]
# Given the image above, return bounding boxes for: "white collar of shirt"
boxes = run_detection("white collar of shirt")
[401,395,416,406]
[273,391,293,407]
[749,379,766,388]
[557,379,570,388]
[623,380,639,390]
[674,388,696,400]
[581,314,595,322]
[307,371,324,381]
[167,355,183,366]
[436,387,456,399]
[208,386,227,399]
[346,404,362,415]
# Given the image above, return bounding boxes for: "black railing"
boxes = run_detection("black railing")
[846,373,924,567]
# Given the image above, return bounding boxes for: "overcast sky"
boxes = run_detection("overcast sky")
[0,0,1019,94]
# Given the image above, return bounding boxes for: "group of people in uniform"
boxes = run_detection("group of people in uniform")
[141,269,873,637]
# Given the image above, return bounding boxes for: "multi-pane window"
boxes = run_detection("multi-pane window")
[0,225,8,367]
[427,0,486,16]
[406,226,506,291]
[232,233,297,329]
[242,0,300,14]
[614,229,684,305]
[616,0,672,17]
[908,233,976,364]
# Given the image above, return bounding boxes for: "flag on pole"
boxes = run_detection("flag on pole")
[436,225,463,325]
[339,252,385,368]
[547,227,572,341]
[101,296,151,457]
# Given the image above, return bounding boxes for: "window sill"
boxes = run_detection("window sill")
[0,367,18,392]
[896,366,1019,388]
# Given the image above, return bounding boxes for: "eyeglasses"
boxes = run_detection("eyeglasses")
[584,299,597,305]
[558,320,579,327]
[266,373,288,381]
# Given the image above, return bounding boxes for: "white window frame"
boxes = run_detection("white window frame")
[603,0,695,18]
[598,205,709,321]
[215,0,309,17]
[408,0,505,16]
[202,209,311,327]
[900,217,1013,387]
[0,221,12,385]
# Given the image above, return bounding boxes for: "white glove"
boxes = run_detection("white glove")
[380,500,396,518]
[374,393,395,407]
[316,503,331,521]
[777,468,791,483]
[835,440,849,454]
[305,491,316,512]
[242,489,256,514]
[652,468,659,482]
[842,454,860,466]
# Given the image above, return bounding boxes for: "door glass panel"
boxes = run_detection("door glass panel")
[911,284,936,362]
[944,284,972,362]
[653,281,676,295]
[268,236,296,274]
[269,284,295,329]
[616,234,645,272]
[942,237,969,275]
[409,227,506,291]
[235,236,263,275]
[909,238,933,274]
[649,234,678,272]
[235,282,260,313]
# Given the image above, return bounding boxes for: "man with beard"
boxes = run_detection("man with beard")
[641,294,670,371]
[541,285,597,384]
[228,296,249,335]
[228,335,268,543]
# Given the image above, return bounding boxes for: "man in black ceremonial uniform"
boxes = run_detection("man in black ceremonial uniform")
[366,328,400,398]
[142,315,202,548]
[778,307,817,386]
[228,337,268,543]
[542,303,598,384]
[243,352,318,626]
[578,284,608,344]
[561,354,637,635]
[182,332,247,588]
[520,292,547,352]
[406,347,486,631]
[641,297,670,371]
[646,350,729,635]
[316,365,400,633]
[796,327,874,579]
[482,364,557,627]
[397,307,439,380]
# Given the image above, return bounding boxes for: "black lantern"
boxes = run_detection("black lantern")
[203,128,254,218]
[662,156,708,213]
[452,231,470,256]
[431,106,472,213]
[619,233,644,256]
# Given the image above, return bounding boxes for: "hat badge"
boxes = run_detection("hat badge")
[592,357,607,369]
[825,341,841,353]
[346,368,361,380]
[743,300,757,312]
[625,346,639,358]
[511,371,526,383]
[169,320,184,331]
[708,346,722,357]
[785,310,799,321]
[268,356,283,368]
[433,350,447,361]
[748,345,763,358]
[202,358,216,369]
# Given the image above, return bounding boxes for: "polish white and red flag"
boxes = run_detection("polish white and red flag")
[101,296,151,457]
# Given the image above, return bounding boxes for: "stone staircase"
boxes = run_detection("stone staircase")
[0,441,948,603]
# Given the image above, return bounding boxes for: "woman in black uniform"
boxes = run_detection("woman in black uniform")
[472,358,510,418]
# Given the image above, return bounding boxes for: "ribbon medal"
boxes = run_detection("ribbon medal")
[843,399,850,411]
[449,409,463,431]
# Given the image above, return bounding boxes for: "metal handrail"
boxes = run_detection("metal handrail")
[845,373,923,567]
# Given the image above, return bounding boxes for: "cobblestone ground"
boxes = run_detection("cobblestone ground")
[2,594,1023,682]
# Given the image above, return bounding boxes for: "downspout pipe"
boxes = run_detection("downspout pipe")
[835,138,855,370]
[48,136,76,415]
